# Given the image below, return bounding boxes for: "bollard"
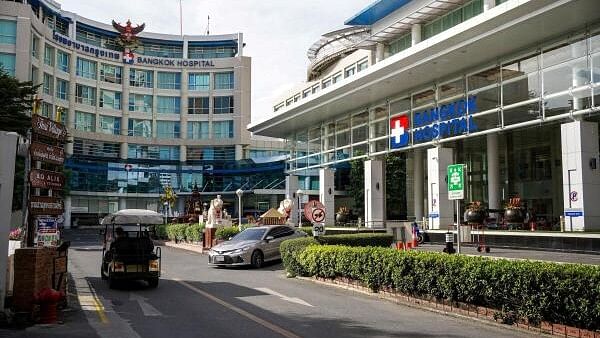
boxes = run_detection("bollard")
[442,231,455,254]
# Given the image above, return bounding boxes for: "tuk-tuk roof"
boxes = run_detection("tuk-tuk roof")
[102,209,164,225]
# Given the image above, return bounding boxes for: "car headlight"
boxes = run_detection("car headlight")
[231,246,251,254]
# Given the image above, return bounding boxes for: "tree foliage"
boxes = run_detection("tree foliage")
[0,68,38,136]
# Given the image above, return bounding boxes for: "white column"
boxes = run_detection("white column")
[375,43,385,63]
[63,196,72,229]
[411,24,422,46]
[487,134,501,211]
[364,160,385,228]
[561,121,600,231]
[120,143,128,160]
[285,175,299,225]
[119,197,127,211]
[0,131,18,310]
[427,147,453,229]
[413,150,424,221]
[483,0,495,11]
[65,51,78,157]
[319,168,335,225]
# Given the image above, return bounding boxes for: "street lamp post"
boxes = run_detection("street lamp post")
[236,189,243,231]
[296,189,304,228]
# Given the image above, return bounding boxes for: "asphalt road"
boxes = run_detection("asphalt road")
[3,229,532,338]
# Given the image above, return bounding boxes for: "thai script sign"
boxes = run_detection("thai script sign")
[29,196,64,215]
[53,32,121,61]
[32,115,67,141]
[30,142,65,165]
[412,96,479,144]
[35,228,60,247]
[29,169,65,190]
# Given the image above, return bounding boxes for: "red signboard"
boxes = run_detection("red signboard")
[32,114,67,141]
[29,169,65,190]
[29,196,64,215]
[304,200,326,222]
[30,142,65,165]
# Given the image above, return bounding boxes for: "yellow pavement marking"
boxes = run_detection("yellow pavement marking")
[175,279,302,338]
[79,280,108,324]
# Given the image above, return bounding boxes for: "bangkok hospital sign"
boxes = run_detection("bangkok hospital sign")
[52,32,216,68]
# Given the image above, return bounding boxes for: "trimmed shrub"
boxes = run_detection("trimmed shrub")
[284,244,600,331]
[186,223,205,243]
[152,224,168,239]
[280,237,319,277]
[166,223,188,242]
[318,233,394,247]
[215,226,240,240]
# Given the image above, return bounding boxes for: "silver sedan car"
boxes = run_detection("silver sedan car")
[208,225,307,268]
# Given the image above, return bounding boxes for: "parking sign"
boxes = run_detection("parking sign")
[448,164,464,200]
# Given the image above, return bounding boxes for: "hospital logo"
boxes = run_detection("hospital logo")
[390,115,409,149]
[123,49,135,64]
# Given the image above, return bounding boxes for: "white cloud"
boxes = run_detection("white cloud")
[57,0,371,121]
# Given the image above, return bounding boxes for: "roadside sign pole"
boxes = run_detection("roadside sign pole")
[456,199,460,254]
[447,164,465,255]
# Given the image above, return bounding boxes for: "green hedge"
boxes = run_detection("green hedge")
[284,244,600,330]
[152,224,168,239]
[215,226,240,240]
[166,223,204,242]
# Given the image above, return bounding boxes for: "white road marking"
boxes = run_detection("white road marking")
[175,279,302,338]
[254,287,314,307]
[129,293,163,317]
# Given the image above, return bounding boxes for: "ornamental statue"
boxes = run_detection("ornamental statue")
[112,19,145,48]
[206,195,224,228]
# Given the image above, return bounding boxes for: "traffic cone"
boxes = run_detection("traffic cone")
[412,228,418,247]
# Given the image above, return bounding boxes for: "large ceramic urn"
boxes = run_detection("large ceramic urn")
[504,208,524,223]
[466,209,486,224]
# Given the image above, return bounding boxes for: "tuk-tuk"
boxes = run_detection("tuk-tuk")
[100,209,163,288]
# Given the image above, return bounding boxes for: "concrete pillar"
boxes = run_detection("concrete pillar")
[411,24,422,46]
[427,147,453,229]
[0,132,18,310]
[121,65,130,137]
[177,196,185,215]
[375,43,385,63]
[119,197,127,211]
[364,160,385,228]
[120,142,128,160]
[319,168,335,225]
[483,0,495,11]
[63,196,72,229]
[65,49,77,157]
[487,134,501,211]
[285,175,299,225]
[180,145,187,162]
[561,121,600,231]
[413,150,424,222]
[235,144,244,161]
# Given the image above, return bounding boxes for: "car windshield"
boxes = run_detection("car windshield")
[231,228,267,241]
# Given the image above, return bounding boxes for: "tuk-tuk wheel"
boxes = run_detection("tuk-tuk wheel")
[108,274,118,289]
[147,277,159,288]
[101,265,107,280]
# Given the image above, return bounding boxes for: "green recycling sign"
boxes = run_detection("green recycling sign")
[448,164,464,200]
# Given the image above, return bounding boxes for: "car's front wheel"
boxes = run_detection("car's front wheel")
[251,250,264,268]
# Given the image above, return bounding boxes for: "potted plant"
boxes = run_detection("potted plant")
[336,206,350,224]
[465,201,486,224]
[504,197,525,224]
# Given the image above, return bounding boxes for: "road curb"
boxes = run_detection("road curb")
[155,240,205,254]
[296,276,554,338]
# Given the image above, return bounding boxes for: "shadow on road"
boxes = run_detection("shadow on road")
[85,276,466,338]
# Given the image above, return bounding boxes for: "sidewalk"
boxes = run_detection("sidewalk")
[154,239,205,254]
[414,243,600,265]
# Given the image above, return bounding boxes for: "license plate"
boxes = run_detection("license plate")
[127,265,140,272]
[214,255,225,263]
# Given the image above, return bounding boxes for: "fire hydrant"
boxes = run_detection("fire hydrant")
[35,288,64,324]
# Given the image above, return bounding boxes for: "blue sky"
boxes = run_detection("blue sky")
[58,0,372,121]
